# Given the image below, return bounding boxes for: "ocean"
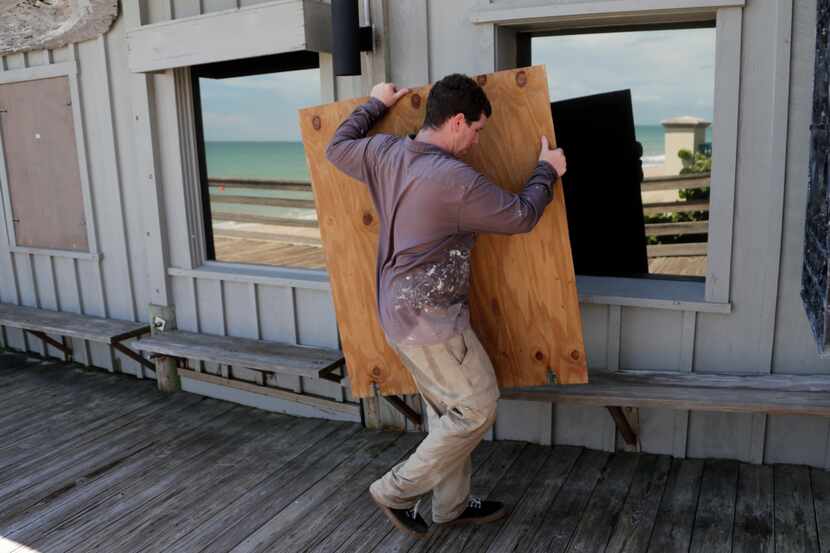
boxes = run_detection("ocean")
[205,125,712,182]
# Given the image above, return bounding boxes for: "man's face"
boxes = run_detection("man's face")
[451,112,488,157]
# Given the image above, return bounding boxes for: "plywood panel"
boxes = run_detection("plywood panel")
[0,76,88,251]
[299,66,587,397]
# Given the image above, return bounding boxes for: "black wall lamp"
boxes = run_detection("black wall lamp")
[331,0,374,76]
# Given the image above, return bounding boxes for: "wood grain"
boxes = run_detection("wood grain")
[299,65,587,398]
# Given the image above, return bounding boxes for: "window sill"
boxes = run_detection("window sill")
[168,261,330,291]
[577,275,731,313]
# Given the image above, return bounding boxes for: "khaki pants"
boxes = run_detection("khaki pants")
[369,327,500,523]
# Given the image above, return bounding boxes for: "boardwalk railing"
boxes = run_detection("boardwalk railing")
[642,173,709,258]
[208,175,711,257]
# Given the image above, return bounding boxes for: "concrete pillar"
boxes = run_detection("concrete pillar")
[662,116,711,175]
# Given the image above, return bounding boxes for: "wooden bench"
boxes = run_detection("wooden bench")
[135,329,346,384]
[0,303,153,371]
[503,370,830,445]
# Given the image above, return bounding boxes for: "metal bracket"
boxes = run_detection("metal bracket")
[382,395,423,427]
[606,406,638,446]
[24,329,72,361]
[319,358,346,384]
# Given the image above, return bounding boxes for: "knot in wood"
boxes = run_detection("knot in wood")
[312,115,322,131]
[476,75,487,86]
[362,212,374,226]
[534,351,545,362]
[410,93,421,109]
[371,366,382,377]
[515,70,527,88]
[570,350,581,360]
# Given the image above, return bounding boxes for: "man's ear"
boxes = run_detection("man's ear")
[452,113,465,130]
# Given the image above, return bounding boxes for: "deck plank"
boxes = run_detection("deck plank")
[774,465,819,553]
[0,400,241,538]
[0,373,159,452]
[458,444,555,553]
[66,414,331,553]
[485,446,582,553]
[0,394,206,517]
[605,454,673,553]
[523,449,611,553]
[812,467,830,553]
[688,460,739,553]
[646,459,704,553]
[1,354,828,553]
[305,440,500,553]
[733,463,773,553]
[264,432,423,553]
[163,423,366,553]
[29,417,331,553]
[228,430,408,553]
[566,452,641,553]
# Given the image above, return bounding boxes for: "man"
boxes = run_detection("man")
[326,73,566,537]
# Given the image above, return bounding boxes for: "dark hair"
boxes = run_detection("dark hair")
[422,73,492,129]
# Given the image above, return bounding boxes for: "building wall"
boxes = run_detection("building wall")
[0,0,827,466]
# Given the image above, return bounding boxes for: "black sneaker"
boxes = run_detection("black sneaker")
[370,492,429,538]
[441,496,507,526]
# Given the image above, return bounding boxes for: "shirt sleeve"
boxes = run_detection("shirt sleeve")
[325,97,392,184]
[458,161,557,235]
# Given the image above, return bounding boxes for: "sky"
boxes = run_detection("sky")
[199,27,715,142]
[532,27,716,125]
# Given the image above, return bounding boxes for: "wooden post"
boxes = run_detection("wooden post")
[149,303,180,393]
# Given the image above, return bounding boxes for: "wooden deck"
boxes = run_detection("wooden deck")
[1,351,826,553]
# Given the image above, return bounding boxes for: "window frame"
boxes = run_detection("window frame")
[0,60,100,261]
[480,0,743,310]
[181,51,331,278]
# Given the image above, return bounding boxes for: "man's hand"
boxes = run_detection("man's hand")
[539,136,566,177]
[371,82,410,108]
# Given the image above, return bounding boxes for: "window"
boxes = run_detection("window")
[0,74,91,254]
[191,52,325,271]
[531,25,716,281]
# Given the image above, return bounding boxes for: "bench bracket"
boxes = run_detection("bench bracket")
[606,406,638,446]
[382,395,423,427]
[24,329,72,361]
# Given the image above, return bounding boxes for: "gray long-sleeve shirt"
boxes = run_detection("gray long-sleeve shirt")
[326,97,557,346]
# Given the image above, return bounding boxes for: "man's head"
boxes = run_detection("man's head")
[422,73,492,157]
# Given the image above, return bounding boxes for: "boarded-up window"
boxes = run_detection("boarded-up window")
[0,76,89,252]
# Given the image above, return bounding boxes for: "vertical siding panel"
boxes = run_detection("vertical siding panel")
[172,0,202,19]
[71,258,92,365]
[105,16,151,322]
[76,259,111,370]
[32,254,60,357]
[620,307,684,371]
[52,257,86,364]
[0,54,23,349]
[258,285,300,392]
[294,287,340,400]
[16,253,38,353]
[202,0,237,13]
[196,278,223,374]
[145,0,174,25]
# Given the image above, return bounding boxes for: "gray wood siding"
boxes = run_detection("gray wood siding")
[0,0,827,465]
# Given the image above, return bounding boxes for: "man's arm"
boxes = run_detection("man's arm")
[458,161,558,235]
[459,136,566,235]
[325,83,410,184]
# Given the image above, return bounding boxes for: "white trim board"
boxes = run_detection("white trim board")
[126,0,333,72]
[472,0,745,25]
